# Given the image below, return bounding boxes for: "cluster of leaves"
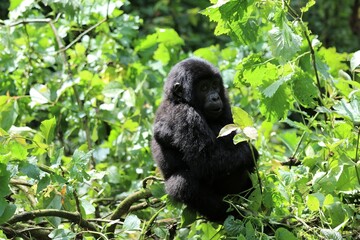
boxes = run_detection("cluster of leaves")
[0,0,359,239]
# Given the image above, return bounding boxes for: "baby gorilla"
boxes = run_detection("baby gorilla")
[151,58,258,222]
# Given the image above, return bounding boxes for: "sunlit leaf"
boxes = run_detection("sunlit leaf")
[350,50,360,72]
[29,84,51,108]
[333,98,360,125]
[218,124,238,137]
[260,85,292,121]
[243,126,258,140]
[81,200,95,215]
[263,73,292,98]
[268,24,302,63]
[300,0,315,13]
[40,117,56,144]
[9,141,27,160]
[307,194,320,211]
[232,107,253,127]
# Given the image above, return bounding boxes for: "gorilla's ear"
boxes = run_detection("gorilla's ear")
[173,82,183,99]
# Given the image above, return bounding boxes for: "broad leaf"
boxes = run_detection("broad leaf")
[268,23,302,63]
[350,50,360,72]
[123,214,141,231]
[333,98,360,125]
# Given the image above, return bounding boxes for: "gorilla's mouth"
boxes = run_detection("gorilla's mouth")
[208,107,223,115]
[211,107,222,113]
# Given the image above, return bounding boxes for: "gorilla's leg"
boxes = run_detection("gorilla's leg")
[165,172,229,222]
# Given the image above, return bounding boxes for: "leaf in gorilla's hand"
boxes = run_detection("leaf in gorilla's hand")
[218,124,238,138]
[232,107,254,128]
[243,126,258,140]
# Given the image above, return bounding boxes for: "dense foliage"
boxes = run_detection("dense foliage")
[0,0,359,239]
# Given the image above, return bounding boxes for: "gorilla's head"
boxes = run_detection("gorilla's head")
[164,58,228,120]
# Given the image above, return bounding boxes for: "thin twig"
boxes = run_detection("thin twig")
[57,18,107,53]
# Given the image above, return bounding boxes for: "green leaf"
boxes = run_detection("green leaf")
[350,50,360,72]
[224,216,244,236]
[248,187,262,211]
[102,81,125,98]
[154,43,170,65]
[291,70,318,108]
[260,85,291,121]
[275,227,297,240]
[323,202,347,227]
[333,98,360,125]
[263,73,293,98]
[199,222,219,240]
[300,0,315,13]
[150,182,166,199]
[19,162,40,180]
[201,0,258,44]
[122,89,136,107]
[320,229,342,240]
[9,0,24,11]
[194,46,221,65]
[243,127,258,140]
[245,221,256,239]
[181,207,197,227]
[123,119,139,132]
[29,84,51,108]
[268,24,302,63]
[0,164,11,197]
[0,199,16,224]
[123,214,141,231]
[307,194,320,211]
[49,229,76,240]
[69,150,93,181]
[156,28,184,47]
[81,199,95,215]
[9,141,27,160]
[242,63,278,88]
[232,107,254,127]
[0,96,18,131]
[323,194,334,206]
[233,134,248,144]
[40,117,56,144]
[336,165,359,191]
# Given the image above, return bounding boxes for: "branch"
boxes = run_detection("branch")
[6,209,98,232]
[5,18,51,27]
[142,176,163,188]
[2,224,51,240]
[106,188,152,238]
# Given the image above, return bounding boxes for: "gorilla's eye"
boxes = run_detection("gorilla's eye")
[200,83,209,92]
[212,81,219,90]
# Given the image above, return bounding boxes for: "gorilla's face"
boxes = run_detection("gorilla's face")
[166,58,227,121]
[195,79,223,120]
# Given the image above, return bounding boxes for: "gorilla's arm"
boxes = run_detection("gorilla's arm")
[153,101,252,178]
[153,101,214,153]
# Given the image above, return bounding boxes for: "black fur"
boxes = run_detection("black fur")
[151,58,258,222]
